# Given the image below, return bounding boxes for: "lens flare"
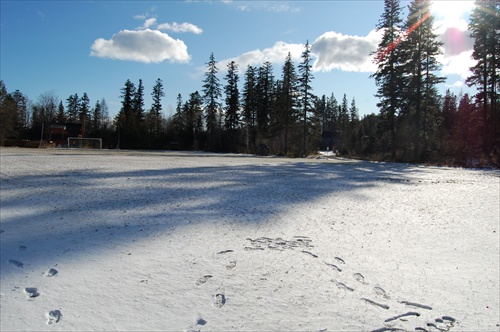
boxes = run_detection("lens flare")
[375,12,431,63]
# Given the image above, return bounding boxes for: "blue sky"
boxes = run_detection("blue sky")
[1,1,476,119]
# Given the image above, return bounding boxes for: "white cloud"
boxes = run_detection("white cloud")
[440,50,476,79]
[140,18,157,30]
[219,41,304,72]
[90,29,191,64]
[223,1,301,13]
[158,22,203,34]
[311,29,382,73]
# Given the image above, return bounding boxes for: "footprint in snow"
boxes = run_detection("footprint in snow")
[196,275,213,285]
[47,310,62,324]
[353,273,366,284]
[213,289,226,308]
[8,259,23,268]
[226,261,236,270]
[24,287,40,299]
[374,286,390,299]
[18,245,27,252]
[44,268,58,277]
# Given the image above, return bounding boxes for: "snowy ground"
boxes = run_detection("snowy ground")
[0,147,499,332]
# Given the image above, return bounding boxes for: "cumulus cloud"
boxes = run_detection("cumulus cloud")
[90,29,191,64]
[224,41,304,69]
[157,22,203,34]
[440,50,476,79]
[311,30,382,73]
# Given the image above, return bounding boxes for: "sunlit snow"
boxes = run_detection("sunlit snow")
[1,148,498,331]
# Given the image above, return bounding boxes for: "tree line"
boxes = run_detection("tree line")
[0,0,498,166]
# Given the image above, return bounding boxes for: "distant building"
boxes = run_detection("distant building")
[49,123,83,147]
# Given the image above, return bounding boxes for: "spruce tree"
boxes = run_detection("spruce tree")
[466,0,500,155]
[256,61,274,138]
[56,101,66,124]
[298,40,314,156]
[202,52,222,151]
[242,65,258,150]
[279,52,299,156]
[79,92,90,135]
[149,78,165,142]
[66,93,79,122]
[224,61,240,131]
[371,0,404,159]
[91,100,102,135]
[115,79,136,149]
[400,0,444,161]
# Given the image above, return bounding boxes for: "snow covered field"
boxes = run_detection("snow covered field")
[1,147,499,332]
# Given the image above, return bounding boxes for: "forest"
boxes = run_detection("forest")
[0,0,498,167]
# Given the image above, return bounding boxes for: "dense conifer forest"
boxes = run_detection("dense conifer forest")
[1,0,498,166]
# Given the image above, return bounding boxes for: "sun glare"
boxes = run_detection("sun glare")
[431,0,475,22]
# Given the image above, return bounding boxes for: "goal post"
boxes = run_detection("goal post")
[67,137,102,149]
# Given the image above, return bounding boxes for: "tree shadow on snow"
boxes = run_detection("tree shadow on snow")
[0,151,424,278]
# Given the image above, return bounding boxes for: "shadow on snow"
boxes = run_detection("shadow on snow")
[0,151,421,278]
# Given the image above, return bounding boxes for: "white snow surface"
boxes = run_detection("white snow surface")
[1,147,499,332]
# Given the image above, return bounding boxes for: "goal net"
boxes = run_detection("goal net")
[67,137,102,149]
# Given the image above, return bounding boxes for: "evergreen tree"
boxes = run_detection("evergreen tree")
[115,79,136,149]
[56,100,66,124]
[277,52,299,156]
[0,81,16,145]
[349,97,359,124]
[11,90,30,132]
[466,0,500,155]
[66,93,79,122]
[298,40,315,156]
[400,0,444,161]
[242,65,258,151]
[371,0,404,159]
[224,61,240,131]
[202,52,222,151]
[91,100,102,135]
[148,78,165,144]
[79,92,90,135]
[256,61,274,138]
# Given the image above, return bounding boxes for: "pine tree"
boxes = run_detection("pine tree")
[466,0,500,155]
[298,40,315,156]
[202,52,222,151]
[371,0,404,159]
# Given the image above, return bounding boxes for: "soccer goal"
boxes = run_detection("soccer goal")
[67,137,102,149]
